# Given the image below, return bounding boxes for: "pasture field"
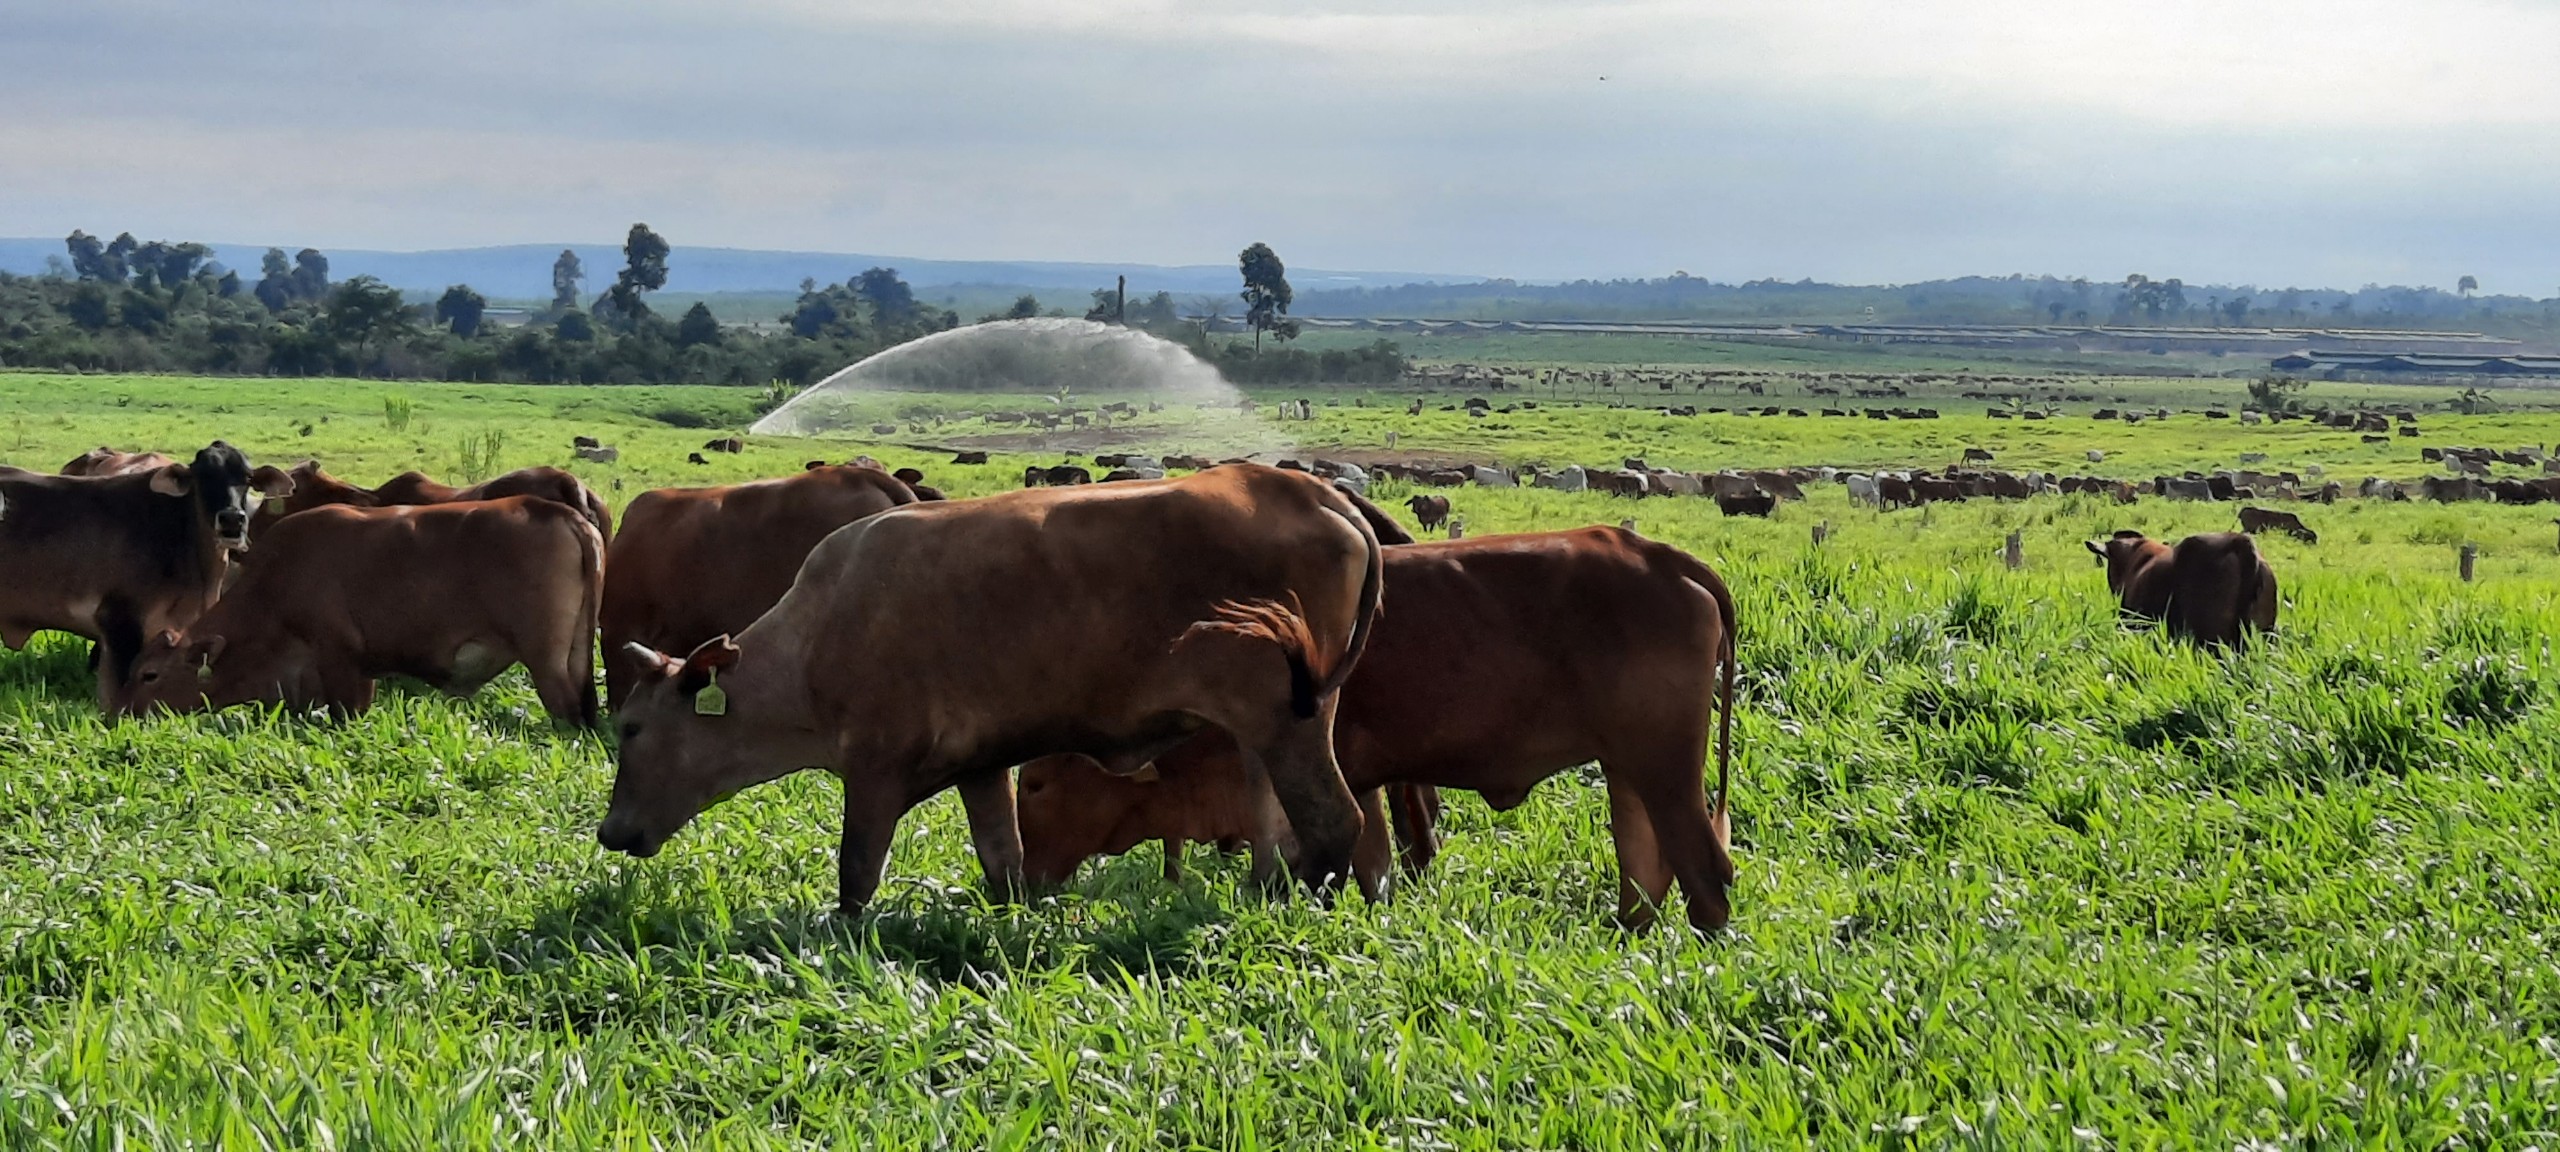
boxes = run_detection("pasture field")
[7,369,2560,1146]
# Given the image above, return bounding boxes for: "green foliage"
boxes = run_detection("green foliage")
[1239,241,1294,349]
[450,427,506,483]
[434,284,487,338]
[382,393,414,433]
[2247,372,2305,414]
[0,372,2558,1143]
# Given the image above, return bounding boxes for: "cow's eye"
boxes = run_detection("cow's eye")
[1023,780,1046,795]
[139,670,159,683]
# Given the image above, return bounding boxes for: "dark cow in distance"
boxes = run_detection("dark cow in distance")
[1024,464,1092,487]
[600,465,916,708]
[890,467,945,501]
[2085,530,2277,650]
[61,447,176,477]
[597,464,1385,914]
[116,497,604,725]
[1016,526,1740,931]
[1405,494,1451,533]
[2237,506,2318,544]
[1716,489,1776,517]
[0,441,292,696]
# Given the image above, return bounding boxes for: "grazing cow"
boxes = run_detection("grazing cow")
[952,450,990,465]
[2158,476,2214,501]
[0,442,292,695]
[573,435,601,450]
[1716,489,1776,517]
[2360,477,2405,501]
[116,498,603,725]
[1101,469,1145,483]
[1878,475,1915,509]
[1746,471,1806,502]
[1406,494,1451,532]
[61,447,176,477]
[1910,478,1967,504]
[600,465,917,708]
[1963,448,1995,463]
[1846,474,1881,507]
[688,453,710,466]
[1591,469,1649,498]
[596,465,1386,911]
[364,466,613,540]
[2237,506,2318,544]
[2085,531,2277,650]
[2421,475,2485,503]
[1027,464,1092,487]
[702,437,744,454]
[574,445,619,464]
[1016,526,1738,930]
[1469,465,1516,488]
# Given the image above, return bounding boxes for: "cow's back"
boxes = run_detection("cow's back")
[601,466,914,705]
[774,465,1373,761]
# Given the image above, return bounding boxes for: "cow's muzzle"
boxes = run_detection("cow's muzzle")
[595,814,663,858]
[215,510,249,545]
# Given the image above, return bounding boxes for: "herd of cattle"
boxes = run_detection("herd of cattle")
[0,439,2300,933]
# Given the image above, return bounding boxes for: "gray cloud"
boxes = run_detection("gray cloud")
[3,0,2554,291]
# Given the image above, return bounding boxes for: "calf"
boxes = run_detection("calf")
[2085,530,2277,649]
[0,441,291,696]
[117,497,603,725]
[1405,494,1451,532]
[2237,506,2318,544]
[601,465,916,708]
[1016,526,1740,931]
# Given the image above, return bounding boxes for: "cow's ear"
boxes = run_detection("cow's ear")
[620,642,682,680]
[250,465,295,498]
[805,460,825,471]
[187,634,226,668]
[2084,539,2105,556]
[1129,764,1162,784]
[677,636,741,693]
[148,464,195,497]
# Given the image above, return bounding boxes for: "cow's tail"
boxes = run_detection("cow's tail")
[1660,546,1740,847]
[568,512,606,728]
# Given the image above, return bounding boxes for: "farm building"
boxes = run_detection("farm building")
[2269,350,2560,378]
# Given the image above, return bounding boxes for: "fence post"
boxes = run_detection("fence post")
[2004,531,2024,571]
[1386,430,1398,450]
[1812,520,1832,546]
[1449,518,1465,541]
[2461,542,2478,582]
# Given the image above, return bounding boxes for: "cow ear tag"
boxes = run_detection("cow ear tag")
[694,670,728,717]
[196,657,214,684]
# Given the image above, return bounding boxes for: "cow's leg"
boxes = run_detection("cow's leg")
[1629,765,1734,933]
[529,646,595,728]
[1350,786,1395,903]
[316,655,375,718]
[1390,783,1442,877]
[835,771,904,916]
[955,768,1025,905]
[1239,713,1362,899]
[1607,773,1673,931]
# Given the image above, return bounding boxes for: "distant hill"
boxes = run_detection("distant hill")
[0,238,1475,300]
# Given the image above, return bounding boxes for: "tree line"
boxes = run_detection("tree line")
[0,229,1403,386]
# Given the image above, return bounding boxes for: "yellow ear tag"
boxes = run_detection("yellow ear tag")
[694,671,728,717]
[196,658,214,684]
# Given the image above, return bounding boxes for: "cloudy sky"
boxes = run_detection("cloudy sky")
[5,0,2557,290]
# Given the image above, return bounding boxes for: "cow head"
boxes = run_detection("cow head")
[1016,754,1167,886]
[115,628,249,716]
[2084,530,2157,594]
[598,636,822,859]
[153,441,293,550]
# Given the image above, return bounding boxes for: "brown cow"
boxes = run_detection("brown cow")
[372,467,613,540]
[116,497,604,725]
[2236,506,2318,544]
[0,441,293,696]
[596,465,1385,912]
[600,465,916,708]
[1016,526,1739,931]
[1715,489,1776,517]
[1405,494,1451,532]
[2084,530,2277,649]
[61,447,176,477]
[256,462,613,541]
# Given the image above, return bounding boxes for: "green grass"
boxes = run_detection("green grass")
[7,369,2560,1146]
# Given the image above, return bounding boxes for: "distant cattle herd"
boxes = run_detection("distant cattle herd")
[4,412,2492,935]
